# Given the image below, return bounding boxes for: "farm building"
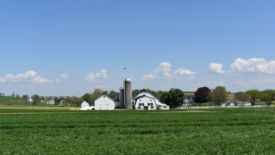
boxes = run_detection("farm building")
[46,99,55,104]
[80,101,94,110]
[132,91,169,110]
[95,95,115,110]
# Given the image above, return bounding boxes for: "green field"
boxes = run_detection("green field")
[0,108,275,154]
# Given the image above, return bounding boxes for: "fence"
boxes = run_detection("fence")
[176,105,273,110]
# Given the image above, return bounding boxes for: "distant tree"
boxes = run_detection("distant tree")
[0,92,1,96]
[90,88,104,106]
[40,96,45,102]
[108,90,117,99]
[82,93,92,104]
[103,90,108,95]
[211,86,228,106]
[245,89,260,106]
[160,88,184,108]
[63,96,71,106]
[32,95,41,105]
[12,92,15,101]
[22,95,29,104]
[260,89,275,106]
[234,92,249,106]
[195,87,211,103]
[16,93,19,98]
[71,96,83,106]
[132,89,140,96]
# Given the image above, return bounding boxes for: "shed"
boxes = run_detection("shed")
[81,101,90,108]
[95,95,115,110]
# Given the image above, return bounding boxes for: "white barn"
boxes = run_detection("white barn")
[95,95,115,110]
[132,91,169,110]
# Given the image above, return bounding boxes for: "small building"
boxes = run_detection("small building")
[46,99,55,104]
[95,95,115,110]
[81,101,90,108]
[28,98,33,102]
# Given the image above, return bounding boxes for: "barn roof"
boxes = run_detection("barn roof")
[95,95,114,102]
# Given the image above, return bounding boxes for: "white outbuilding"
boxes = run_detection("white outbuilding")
[95,95,115,110]
[81,101,90,108]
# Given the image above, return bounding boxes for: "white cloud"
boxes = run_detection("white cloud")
[61,73,69,79]
[154,62,172,79]
[32,76,53,84]
[1,74,16,83]
[143,62,196,80]
[207,63,225,74]
[142,74,155,80]
[55,79,61,83]
[230,58,275,74]
[233,78,275,86]
[16,71,37,80]
[85,69,108,81]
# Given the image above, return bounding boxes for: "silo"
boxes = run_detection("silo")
[119,88,124,108]
[124,78,132,109]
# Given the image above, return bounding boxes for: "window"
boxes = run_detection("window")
[163,106,166,108]
[151,106,154,108]
[139,103,141,106]
[138,107,141,109]
[142,103,144,106]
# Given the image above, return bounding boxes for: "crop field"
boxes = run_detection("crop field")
[0,108,275,154]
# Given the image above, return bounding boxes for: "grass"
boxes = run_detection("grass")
[0,96,68,107]
[0,108,275,154]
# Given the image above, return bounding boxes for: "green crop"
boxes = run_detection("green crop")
[0,108,275,154]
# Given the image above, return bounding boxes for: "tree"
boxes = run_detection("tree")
[195,87,211,103]
[82,93,92,104]
[245,89,260,106]
[63,96,71,106]
[234,92,249,106]
[132,89,140,96]
[260,89,275,106]
[22,95,29,104]
[211,86,228,106]
[160,88,184,108]
[90,88,104,106]
[41,96,45,102]
[71,96,83,106]
[108,90,117,99]
[32,95,41,105]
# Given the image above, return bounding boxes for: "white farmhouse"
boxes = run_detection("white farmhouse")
[95,95,115,110]
[132,91,169,110]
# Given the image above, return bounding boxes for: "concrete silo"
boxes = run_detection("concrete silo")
[119,88,124,108]
[124,78,132,109]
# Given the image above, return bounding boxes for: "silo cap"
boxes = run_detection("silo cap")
[124,78,132,82]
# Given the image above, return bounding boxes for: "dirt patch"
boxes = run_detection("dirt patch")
[0,107,80,110]
[150,111,220,113]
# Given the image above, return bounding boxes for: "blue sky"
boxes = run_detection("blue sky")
[1,0,275,96]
